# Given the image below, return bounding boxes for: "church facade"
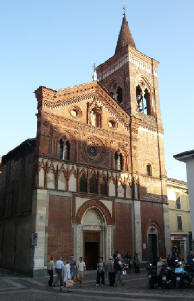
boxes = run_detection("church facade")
[0,15,170,275]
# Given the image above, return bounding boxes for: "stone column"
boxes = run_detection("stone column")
[106,225,113,260]
[32,189,49,275]
[134,200,142,260]
[73,224,83,264]
[163,203,171,256]
[101,225,105,258]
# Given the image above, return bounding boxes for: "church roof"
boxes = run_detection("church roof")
[115,14,136,54]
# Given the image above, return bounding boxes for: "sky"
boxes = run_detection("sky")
[0,0,194,181]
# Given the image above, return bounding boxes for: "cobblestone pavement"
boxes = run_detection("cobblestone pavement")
[1,268,194,301]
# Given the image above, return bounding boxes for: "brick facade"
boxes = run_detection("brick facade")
[114,202,132,255]
[0,14,170,274]
[48,195,73,259]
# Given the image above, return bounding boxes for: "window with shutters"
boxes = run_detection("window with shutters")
[177,215,182,230]
[176,196,181,209]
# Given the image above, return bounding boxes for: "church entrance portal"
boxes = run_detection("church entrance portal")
[74,206,113,267]
[84,231,100,269]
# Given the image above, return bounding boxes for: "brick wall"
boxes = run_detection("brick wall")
[141,201,165,260]
[48,195,73,260]
[114,202,132,256]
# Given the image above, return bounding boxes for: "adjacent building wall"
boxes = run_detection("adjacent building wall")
[0,139,36,275]
[186,160,194,239]
[167,178,190,259]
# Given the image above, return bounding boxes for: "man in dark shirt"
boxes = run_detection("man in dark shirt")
[114,253,123,286]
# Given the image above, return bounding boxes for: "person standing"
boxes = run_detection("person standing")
[63,260,72,293]
[114,253,123,286]
[133,253,140,273]
[106,256,115,287]
[124,253,131,273]
[167,254,172,267]
[157,257,163,287]
[47,256,54,287]
[53,256,64,292]
[77,257,86,288]
[70,255,77,280]
[96,257,105,287]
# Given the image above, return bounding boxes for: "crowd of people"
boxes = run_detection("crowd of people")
[47,251,140,292]
[156,251,194,277]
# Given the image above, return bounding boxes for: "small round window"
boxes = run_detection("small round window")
[71,109,77,117]
[108,120,115,128]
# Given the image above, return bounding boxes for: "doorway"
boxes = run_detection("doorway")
[84,231,100,270]
[148,234,158,265]
[85,242,99,270]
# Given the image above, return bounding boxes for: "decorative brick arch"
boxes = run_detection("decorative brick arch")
[145,221,161,234]
[76,199,113,225]
[135,75,152,91]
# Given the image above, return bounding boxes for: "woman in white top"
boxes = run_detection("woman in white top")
[63,261,72,292]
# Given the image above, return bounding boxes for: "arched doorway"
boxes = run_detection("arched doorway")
[82,208,104,270]
[147,226,158,265]
[73,203,113,270]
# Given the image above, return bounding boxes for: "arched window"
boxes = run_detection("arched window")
[79,174,87,193]
[114,152,119,170]
[89,174,98,194]
[100,177,107,195]
[59,140,64,160]
[136,85,143,112]
[136,85,151,115]
[90,109,101,127]
[144,89,150,115]
[119,154,123,170]
[59,140,70,160]
[64,141,70,160]
[146,164,152,176]
[114,152,123,170]
[117,87,122,103]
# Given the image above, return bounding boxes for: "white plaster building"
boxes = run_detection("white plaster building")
[174,150,194,246]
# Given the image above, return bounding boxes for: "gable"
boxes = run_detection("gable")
[36,82,130,132]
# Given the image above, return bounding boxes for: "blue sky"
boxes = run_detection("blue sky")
[0,0,194,181]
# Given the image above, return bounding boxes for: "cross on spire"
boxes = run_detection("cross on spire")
[115,11,136,54]
[122,5,126,16]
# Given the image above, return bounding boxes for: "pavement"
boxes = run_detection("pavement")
[1,268,194,301]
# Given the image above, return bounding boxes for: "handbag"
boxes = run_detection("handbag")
[66,280,74,287]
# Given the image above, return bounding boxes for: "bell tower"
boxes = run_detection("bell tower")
[96,13,170,260]
[96,13,162,131]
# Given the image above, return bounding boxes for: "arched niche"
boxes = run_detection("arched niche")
[47,170,55,189]
[58,172,66,191]
[81,207,105,226]
[109,179,116,197]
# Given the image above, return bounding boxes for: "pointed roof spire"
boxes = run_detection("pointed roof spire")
[115,13,136,54]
